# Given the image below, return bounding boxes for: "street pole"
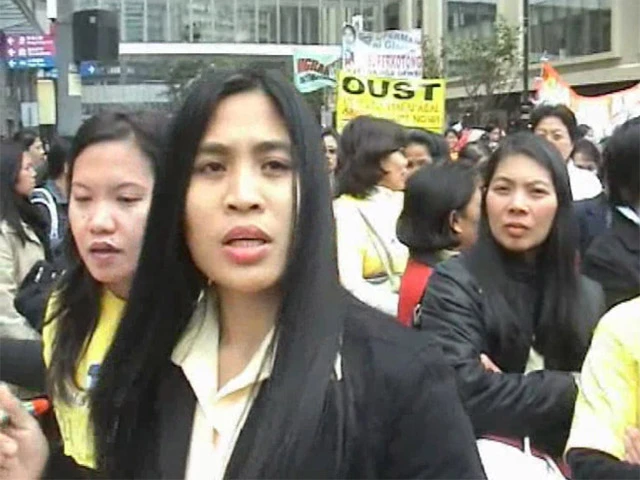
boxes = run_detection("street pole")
[54,0,83,136]
[522,0,530,104]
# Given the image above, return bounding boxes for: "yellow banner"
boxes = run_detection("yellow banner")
[336,72,446,133]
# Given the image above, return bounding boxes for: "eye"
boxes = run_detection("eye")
[118,196,142,204]
[195,161,225,175]
[72,195,91,203]
[263,159,291,175]
[492,184,510,194]
[530,188,549,197]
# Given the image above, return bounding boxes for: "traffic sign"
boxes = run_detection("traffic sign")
[3,34,56,70]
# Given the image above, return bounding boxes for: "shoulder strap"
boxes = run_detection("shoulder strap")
[31,188,59,240]
[355,206,399,290]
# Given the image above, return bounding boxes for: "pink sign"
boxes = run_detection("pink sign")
[4,34,56,59]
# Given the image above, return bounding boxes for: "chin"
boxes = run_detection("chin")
[212,273,281,295]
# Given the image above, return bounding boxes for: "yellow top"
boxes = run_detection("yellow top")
[333,186,408,315]
[42,289,125,469]
[565,296,640,460]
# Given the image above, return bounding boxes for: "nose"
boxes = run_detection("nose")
[507,188,529,213]
[224,165,264,213]
[89,202,116,233]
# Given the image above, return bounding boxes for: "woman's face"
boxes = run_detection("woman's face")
[379,150,408,191]
[573,151,598,173]
[486,153,558,254]
[445,131,459,151]
[533,116,573,161]
[451,184,482,251]
[405,142,432,176]
[27,137,45,165]
[489,128,501,143]
[322,134,338,173]
[14,154,36,197]
[185,90,294,295]
[69,140,154,298]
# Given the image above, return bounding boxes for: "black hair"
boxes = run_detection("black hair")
[321,126,339,142]
[336,115,406,198]
[397,160,479,254]
[530,104,579,142]
[46,111,168,405]
[572,138,602,175]
[0,141,48,248]
[90,69,346,478]
[13,129,39,150]
[577,124,592,139]
[467,132,584,369]
[406,128,450,163]
[46,136,72,180]
[444,127,460,139]
[485,123,499,133]
[342,24,356,37]
[603,116,640,207]
[459,141,491,165]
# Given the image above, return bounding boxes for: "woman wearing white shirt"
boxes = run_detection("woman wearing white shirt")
[334,116,409,315]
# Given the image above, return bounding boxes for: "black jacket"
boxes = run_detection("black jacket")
[582,208,640,311]
[417,256,605,457]
[48,297,486,479]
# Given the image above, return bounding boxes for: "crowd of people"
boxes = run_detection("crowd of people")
[0,67,638,480]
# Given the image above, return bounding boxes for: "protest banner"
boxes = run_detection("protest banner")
[293,49,341,93]
[335,71,446,133]
[535,63,640,140]
[342,28,422,79]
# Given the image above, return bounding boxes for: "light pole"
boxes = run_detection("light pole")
[522,0,530,104]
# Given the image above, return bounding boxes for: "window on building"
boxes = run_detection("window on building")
[529,0,611,61]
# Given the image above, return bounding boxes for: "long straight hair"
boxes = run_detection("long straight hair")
[467,132,583,368]
[90,69,345,477]
[0,141,48,248]
[46,112,167,403]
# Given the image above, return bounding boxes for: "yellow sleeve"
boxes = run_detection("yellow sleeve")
[42,294,59,368]
[565,312,638,460]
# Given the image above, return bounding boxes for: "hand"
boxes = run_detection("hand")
[624,427,640,465]
[480,354,502,373]
[0,385,49,480]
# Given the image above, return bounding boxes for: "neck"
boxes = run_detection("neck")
[54,177,67,199]
[216,285,280,353]
[106,279,131,301]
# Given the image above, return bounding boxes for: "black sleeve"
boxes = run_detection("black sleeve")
[568,449,640,479]
[383,344,487,479]
[0,338,46,392]
[417,269,577,443]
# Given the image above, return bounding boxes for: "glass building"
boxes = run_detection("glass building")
[529,0,612,61]
[73,0,424,45]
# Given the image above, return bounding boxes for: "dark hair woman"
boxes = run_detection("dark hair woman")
[531,104,602,202]
[31,136,72,256]
[444,127,461,160]
[582,116,640,310]
[321,127,339,192]
[334,116,409,315]
[11,111,166,477]
[0,69,487,480]
[459,141,492,166]
[15,129,47,185]
[397,160,481,326]
[0,141,48,340]
[572,138,602,177]
[417,133,605,469]
[404,128,448,175]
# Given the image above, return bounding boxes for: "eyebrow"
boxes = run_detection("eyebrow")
[492,176,552,187]
[197,140,292,157]
[70,181,147,190]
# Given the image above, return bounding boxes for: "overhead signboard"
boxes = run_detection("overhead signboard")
[3,34,56,70]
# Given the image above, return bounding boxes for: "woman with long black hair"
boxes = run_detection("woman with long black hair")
[0,69,485,479]
[0,142,48,340]
[417,133,605,468]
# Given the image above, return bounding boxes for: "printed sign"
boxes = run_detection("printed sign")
[3,34,56,70]
[342,28,423,79]
[335,72,446,133]
[293,49,340,93]
[535,63,640,140]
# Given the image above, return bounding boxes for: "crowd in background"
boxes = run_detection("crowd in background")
[0,68,638,480]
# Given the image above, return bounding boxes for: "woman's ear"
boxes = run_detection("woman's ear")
[449,210,463,235]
